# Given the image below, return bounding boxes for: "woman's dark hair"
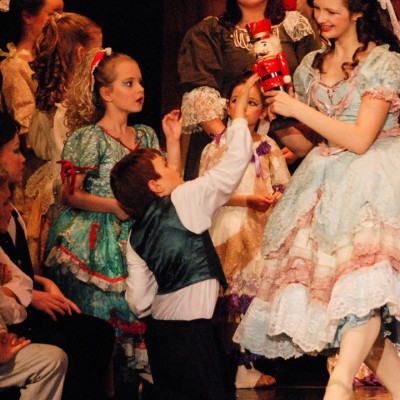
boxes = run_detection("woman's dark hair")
[307,0,400,76]
[219,0,286,28]
[2,0,46,46]
[0,112,20,149]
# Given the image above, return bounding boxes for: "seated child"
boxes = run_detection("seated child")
[0,112,115,400]
[110,74,259,400]
[0,262,67,400]
[199,72,290,389]
[0,166,67,400]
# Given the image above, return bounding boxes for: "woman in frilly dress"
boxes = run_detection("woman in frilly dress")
[234,0,400,399]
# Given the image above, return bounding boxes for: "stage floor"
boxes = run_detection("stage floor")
[236,386,389,400]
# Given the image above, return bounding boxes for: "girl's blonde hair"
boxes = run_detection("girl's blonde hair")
[63,47,136,131]
[32,13,101,113]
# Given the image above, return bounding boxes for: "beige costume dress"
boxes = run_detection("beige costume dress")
[200,132,290,323]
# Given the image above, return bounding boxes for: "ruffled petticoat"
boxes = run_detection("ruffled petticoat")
[234,136,400,359]
[45,208,149,371]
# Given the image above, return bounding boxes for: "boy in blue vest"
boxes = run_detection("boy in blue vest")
[110,74,259,400]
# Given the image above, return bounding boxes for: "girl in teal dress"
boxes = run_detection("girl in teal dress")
[234,1,400,399]
[43,47,181,386]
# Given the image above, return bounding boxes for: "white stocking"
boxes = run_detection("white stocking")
[323,312,381,400]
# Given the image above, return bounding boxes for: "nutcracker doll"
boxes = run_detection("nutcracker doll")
[246,18,298,129]
[246,18,292,94]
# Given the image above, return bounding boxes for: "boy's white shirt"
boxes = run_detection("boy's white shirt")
[125,118,252,320]
[0,247,33,331]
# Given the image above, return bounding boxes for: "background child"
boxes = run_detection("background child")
[234,1,400,399]
[43,47,181,396]
[0,0,65,260]
[199,72,290,390]
[110,74,258,400]
[0,164,67,400]
[0,0,64,134]
[0,112,115,400]
[26,12,102,270]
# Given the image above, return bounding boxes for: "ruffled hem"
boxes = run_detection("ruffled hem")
[234,261,400,359]
[234,201,400,358]
[45,245,127,292]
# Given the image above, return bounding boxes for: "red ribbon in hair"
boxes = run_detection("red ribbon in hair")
[90,48,112,91]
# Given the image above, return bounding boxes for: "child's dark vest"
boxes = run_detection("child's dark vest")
[129,196,227,295]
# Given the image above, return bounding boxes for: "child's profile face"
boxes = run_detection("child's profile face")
[151,155,184,196]
[228,84,267,132]
[0,135,25,185]
[105,60,144,114]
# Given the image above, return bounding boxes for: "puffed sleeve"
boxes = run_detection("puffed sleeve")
[29,109,54,161]
[0,58,37,133]
[280,11,320,76]
[293,49,320,104]
[358,46,400,102]
[62,125,105,177]
[178,18,228,132]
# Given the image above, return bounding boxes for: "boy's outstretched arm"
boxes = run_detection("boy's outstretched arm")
[172,74,259,234]
[232,74,260,119]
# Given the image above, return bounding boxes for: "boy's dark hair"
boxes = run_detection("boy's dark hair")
[110,148,162,219]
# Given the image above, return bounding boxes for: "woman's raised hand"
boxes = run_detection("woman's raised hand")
[265,89,298,119]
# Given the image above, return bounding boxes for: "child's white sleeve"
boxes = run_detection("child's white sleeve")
[125,238,158,318]
[0,248,32,308]
[0,289,27,326]
[172,118,252,234]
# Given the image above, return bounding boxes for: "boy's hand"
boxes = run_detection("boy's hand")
[0,332,31,364]
[162,110,183,143]
[232,74,260,119]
